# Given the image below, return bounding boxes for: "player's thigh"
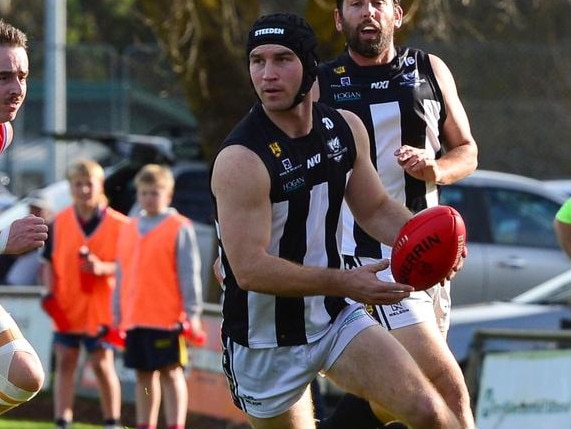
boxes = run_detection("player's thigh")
[246,385,316,429]
[391,321,462,384]
[326,324,433,416]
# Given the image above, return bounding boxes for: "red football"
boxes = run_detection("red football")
[391,205,466,291]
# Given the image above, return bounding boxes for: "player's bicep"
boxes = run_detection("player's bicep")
[429,54,474,150]
[211,146,272,282]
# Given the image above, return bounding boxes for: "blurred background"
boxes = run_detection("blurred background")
[0,0,569,196]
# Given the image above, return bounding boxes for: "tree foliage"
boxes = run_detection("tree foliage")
[1,0,569,167]
[135,0,259,160]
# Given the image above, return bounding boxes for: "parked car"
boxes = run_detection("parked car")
[448,269,571,368]
[439,169,569,305]
[543,179,571,198]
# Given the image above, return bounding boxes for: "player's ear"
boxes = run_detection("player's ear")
[394,3,404,29]
[334,8,343,32]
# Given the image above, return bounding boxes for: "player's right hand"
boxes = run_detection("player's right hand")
[345,260,413,305]
[5,215,48,254]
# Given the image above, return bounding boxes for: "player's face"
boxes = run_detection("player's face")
[136,183,172,216]
[336,0,402,59]
[249,44,303,111]
[70,174,104,210]
[0,46,28,123]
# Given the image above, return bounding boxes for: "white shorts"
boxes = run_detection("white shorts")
[221,303,377,418]
[343,255,451,333]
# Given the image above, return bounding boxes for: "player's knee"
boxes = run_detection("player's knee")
[408,395,451,428]
[9,351,45,392]
[0,310,45,406]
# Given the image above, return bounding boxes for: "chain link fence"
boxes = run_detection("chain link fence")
[420,39,571,179]
[2,39,571,195]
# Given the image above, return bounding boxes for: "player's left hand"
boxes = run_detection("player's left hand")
[442,245,468,285]
[395,145,442,183]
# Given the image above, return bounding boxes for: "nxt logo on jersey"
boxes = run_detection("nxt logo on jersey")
[307,153,321,169]
[371,80,389,89]
[333,91,361,103]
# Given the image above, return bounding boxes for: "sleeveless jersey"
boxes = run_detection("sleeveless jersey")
[212,102,357,348]
[318,47,446,258]
[117,214,190,330]
[51,206,129,335]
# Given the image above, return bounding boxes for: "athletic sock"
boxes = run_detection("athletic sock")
[167,425,185,429]
[317,393,381,429]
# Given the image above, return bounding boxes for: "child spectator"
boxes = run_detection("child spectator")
[114,163,203,429]
[40,159,127,429]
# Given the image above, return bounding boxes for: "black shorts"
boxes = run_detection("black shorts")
[123,327,188,371]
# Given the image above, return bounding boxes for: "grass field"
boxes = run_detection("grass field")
[0,419,230,429]
[0,420,100,428]
[1,391,248,429]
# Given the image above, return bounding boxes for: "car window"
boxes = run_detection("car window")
[440,185,488,243]
[486,188,560,248]
[172,168,213,225]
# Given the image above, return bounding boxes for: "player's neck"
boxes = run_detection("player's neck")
[348,45,397,66]
[263,98,313,139]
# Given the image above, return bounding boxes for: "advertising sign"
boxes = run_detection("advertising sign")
[476,349,571,428]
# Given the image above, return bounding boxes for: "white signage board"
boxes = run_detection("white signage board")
[476,349,571,428]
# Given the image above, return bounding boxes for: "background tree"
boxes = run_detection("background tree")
[0,0,569,176]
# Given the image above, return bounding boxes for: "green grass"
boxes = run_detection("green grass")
[0,420,103,428]
[0,418,218,429]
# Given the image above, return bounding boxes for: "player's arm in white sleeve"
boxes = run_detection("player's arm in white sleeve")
[176,222,203,328]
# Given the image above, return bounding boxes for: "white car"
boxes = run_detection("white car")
[448,269,571,367]
[440,169,569,305]
[0,138,216,295]
[543,179,571,198]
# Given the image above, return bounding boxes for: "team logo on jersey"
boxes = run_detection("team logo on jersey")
[333,66,346,75]
[326,136,347,162]
[340,76,351,86]
[400,70,426,88]
[268,141,282,157]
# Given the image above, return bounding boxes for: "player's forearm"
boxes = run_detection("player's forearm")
[231,253,349,298]
[435,143,478,185]
[356,198,412,247]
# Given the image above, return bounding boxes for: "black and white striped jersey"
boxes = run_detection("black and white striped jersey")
[212,102,356,348]
[318,47,446,258]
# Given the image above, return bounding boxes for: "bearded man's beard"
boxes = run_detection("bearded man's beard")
[342,21,394,58]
